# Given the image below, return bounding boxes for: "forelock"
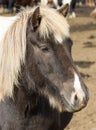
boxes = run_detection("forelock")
[39,7,69,43]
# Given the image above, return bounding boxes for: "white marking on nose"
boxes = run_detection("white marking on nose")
[73,72,85,101]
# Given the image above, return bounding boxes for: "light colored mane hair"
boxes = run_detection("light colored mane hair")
[0,6,69,100]
[39,6,69,42]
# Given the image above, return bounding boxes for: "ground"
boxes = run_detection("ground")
[65,6,96,130]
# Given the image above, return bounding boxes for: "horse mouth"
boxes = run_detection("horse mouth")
[59,95,88,113]
[61,102,87,113]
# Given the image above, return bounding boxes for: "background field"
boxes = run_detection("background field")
[65,6,96,130]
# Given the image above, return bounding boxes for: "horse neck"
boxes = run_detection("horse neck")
[13,86,39,117]
[13,87,61,130]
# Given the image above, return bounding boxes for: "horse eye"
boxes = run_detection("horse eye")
[40,45,49,52]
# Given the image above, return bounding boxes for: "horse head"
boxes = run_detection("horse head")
[0,4,89,113]
[25,5,89,112]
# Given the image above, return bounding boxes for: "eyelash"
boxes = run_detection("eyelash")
[39,44,49,52]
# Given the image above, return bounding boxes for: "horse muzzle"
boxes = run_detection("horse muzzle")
[62,89,89,112]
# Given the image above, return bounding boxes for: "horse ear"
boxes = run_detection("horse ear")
[32,7,42,31]
[57,4,69,17]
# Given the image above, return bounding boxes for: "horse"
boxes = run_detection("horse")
[15,0,39,12]
[0,4,89,130]
[15,0,71,11]
[0,0,16,13]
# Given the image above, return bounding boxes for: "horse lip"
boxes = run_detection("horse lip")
[70,100,88,112]
[60,95,88,112]
[63,103,87,112]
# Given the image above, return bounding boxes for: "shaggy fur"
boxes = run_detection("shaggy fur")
[0,5,89,130]
[0,6,69,100]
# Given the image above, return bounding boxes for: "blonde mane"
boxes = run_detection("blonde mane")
[0,6,69,100]
[39,6,69,42]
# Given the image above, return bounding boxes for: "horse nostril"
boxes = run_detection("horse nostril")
[75,94,78,101]
[74,95,87,106]
[71,92,88,111]
[73,94,79,105]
